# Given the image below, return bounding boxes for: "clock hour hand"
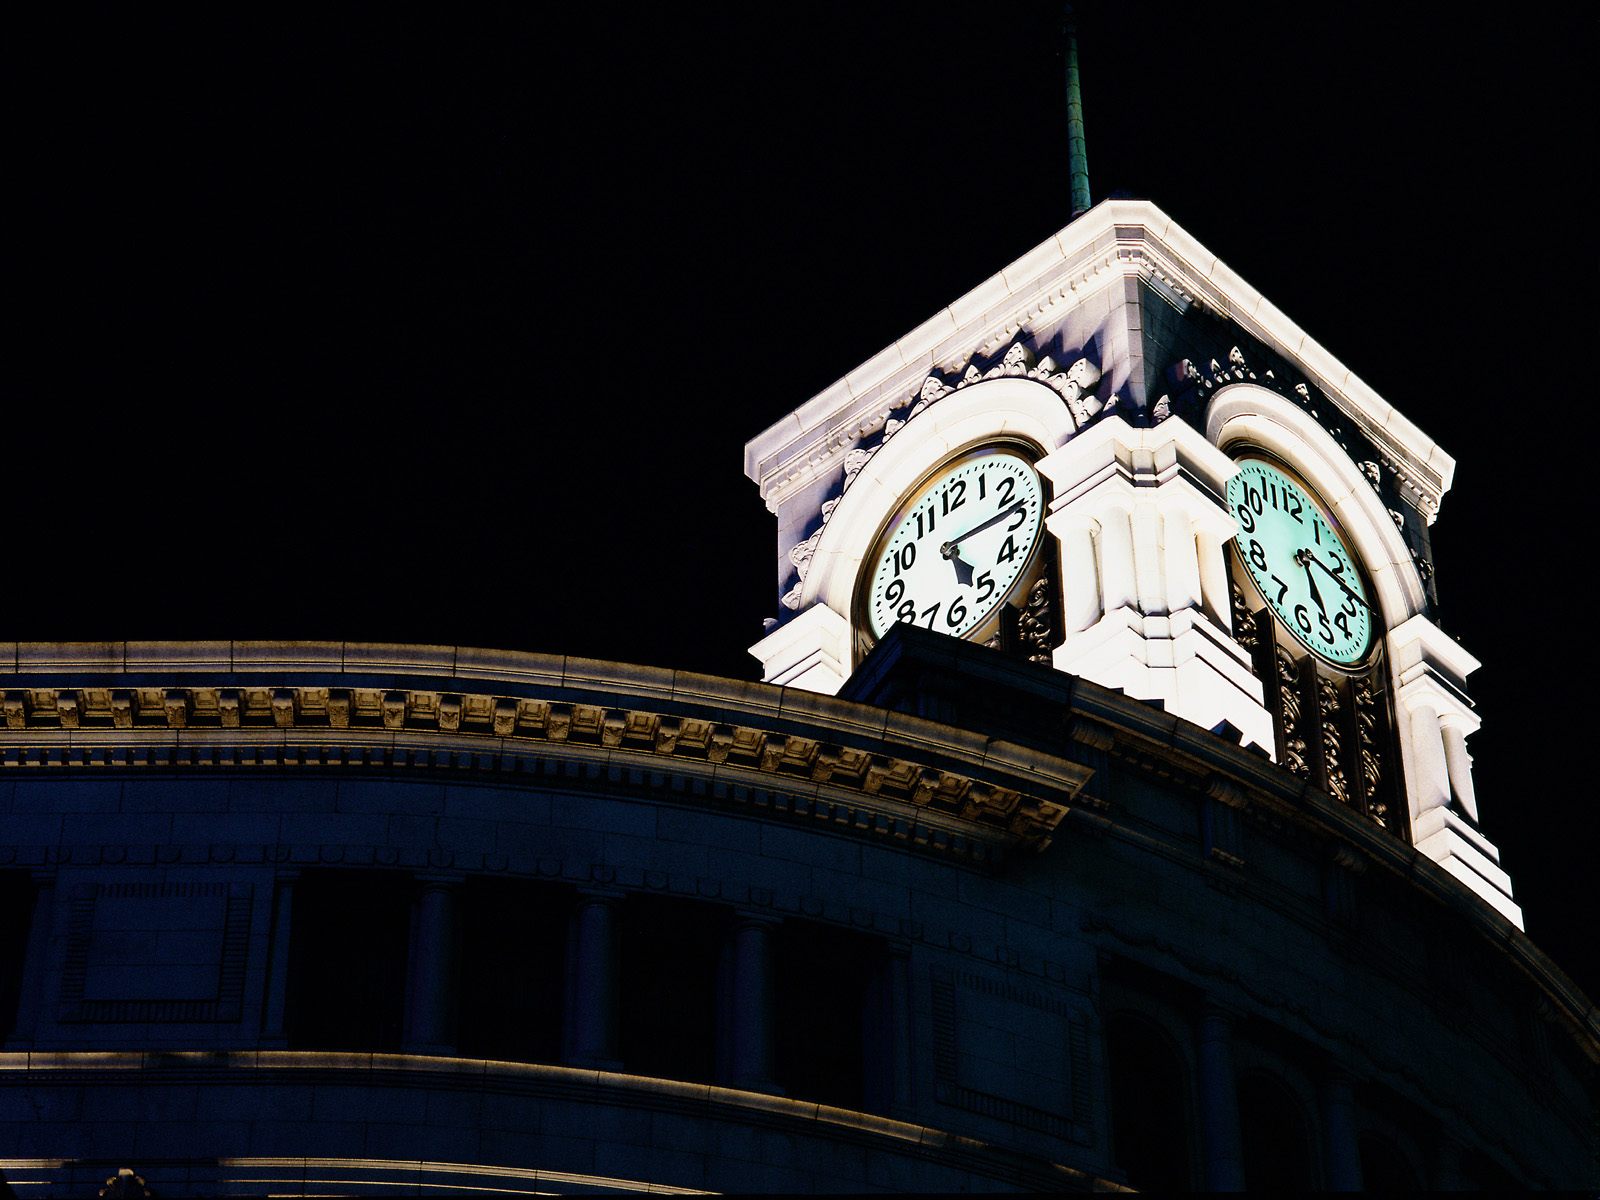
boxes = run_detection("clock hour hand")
[1295,549,1327,615]
[1299,549,1370,610]
[940,500,1024,563]
[946,549,975,587]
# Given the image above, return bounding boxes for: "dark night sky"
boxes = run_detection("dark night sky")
[13,6,1597,995]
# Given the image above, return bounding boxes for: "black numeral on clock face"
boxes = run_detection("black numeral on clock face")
[941,480,966,515]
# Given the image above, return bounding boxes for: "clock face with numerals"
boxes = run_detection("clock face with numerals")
[1226,458,1373,665]
[864,449,1045,641]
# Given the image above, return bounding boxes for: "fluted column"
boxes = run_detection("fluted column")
[405,874,460,1054]
[567,887,623,1069]
[727,913,781,1093]
[1097,504,1137,613]
[1407,701,1450,814]
[1197,1006,1245,1191]
[1321,1068,1363,1191]
[1439,720,1479,822]
[1056,515,1101,633]
[260,871,298,1047]
[1130,504,1166,614]
[1163,510,1203,614]
[1197,529,1232,631]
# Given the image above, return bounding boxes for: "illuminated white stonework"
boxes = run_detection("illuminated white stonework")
[1039,414,1272,753]
[745,199,1517,928]
[1388,616,1519,926]
[749,601,851,694]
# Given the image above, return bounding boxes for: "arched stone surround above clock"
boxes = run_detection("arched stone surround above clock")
[1205,384,1519,927]
[801,377,1078,618]
[1206,384,1425,630]
[751,377,1079,691]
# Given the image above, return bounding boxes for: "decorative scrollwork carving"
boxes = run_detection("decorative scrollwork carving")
[1275,647,1309,778]
[1230,582,1259,654]
[1316,674,1349,806]
[1353,673,1386,827]
[998,342,1033,375]
[787,531,821,581]
[1017,578,1055,665]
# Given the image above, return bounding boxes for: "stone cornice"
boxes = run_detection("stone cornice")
[5,641,1593,1066]
[743,199,1454,517]
[0,642,1084,858]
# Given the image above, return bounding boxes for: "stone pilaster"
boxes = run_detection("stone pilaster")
[1196,1005,1245,1191]
[1321,1068,1363,1191]
[1389,616,1520,927]
[724,913,781,1094]
[405,874,461,1054]
[566,887,624,1069]
[1039,416,1272,753]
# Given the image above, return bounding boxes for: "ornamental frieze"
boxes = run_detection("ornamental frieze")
[0,683,1071,855]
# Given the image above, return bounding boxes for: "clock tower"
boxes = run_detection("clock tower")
[743,200,1519,929]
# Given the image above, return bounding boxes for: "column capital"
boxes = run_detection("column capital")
[1389,614,1480,690]
[575,884,628,904]
[732,910,783,931]
[1198,1000,1239,1027]
[416,872,464,890]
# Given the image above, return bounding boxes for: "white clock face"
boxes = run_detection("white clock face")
[865,450,1045,641]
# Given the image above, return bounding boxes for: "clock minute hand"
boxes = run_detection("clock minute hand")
[940,500,1024,560]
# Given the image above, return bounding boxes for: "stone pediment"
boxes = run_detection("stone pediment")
[744,199,1455,525]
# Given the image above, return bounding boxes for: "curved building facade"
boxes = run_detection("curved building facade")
[3,201,1597,1193]
[0,631,1593,1194]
